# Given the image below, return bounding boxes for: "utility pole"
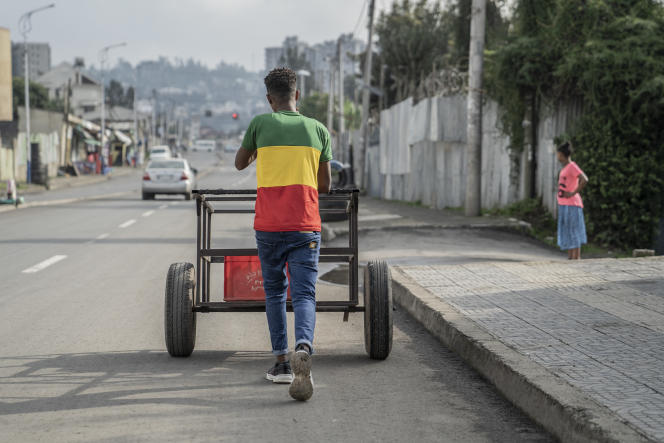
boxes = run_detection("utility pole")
[337,36,345,162]
[99,42,126,172]
[360,0,376,189]
[464,0,486,217]
[19,3,55,184]
[133,67,139,166]
[327,58,334,133]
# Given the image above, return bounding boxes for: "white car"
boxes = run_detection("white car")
[142,159,197,200]
[149,146,172,159]
[192,140,216,152]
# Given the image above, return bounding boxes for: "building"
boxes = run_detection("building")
[264,35,365,94]
[36,61,101,116]
[11,42,51,78]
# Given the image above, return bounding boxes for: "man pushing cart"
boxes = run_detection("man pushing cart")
[164,67,392,402]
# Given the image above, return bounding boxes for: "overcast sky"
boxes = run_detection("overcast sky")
[3,0,396,72]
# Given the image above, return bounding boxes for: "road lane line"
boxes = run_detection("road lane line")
[22,255,67,274]
[142,210,155,217]
[158,204,168,210]
[118,219,136,229]
[85,233,110,244]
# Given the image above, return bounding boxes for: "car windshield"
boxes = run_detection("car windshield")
[148,160,185,169]
[151,149,167,153]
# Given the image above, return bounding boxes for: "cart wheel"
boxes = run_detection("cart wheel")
[165,262,197,357]
[363,260,393,360]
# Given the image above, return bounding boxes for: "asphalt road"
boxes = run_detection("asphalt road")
[0,151,553,442]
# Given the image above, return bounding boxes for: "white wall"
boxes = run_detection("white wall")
[365,94,578,215]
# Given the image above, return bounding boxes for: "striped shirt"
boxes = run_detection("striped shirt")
[241,110,332,232]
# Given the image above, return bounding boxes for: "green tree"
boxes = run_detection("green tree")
[375,0,451,103]
[12,77,63,116]
[487,0,664,249]
[299,92,361,132]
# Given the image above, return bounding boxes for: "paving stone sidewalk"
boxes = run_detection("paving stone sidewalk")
[399,257,664,442]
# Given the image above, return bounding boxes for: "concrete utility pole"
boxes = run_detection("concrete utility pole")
[337,36,345,162]
[327,60,334,133]
[99,42,126,171]
[360,0,376,189]
[464,0,486,217]
[133,66,139,165]
[18,3,55,183]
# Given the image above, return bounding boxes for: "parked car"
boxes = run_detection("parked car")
[149,146,172,160]
[142,159,197,200]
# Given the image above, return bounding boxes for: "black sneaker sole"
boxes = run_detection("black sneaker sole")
[289,351,313,401]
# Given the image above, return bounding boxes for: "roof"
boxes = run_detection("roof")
[82,106,134,122]
[36,62,99,90]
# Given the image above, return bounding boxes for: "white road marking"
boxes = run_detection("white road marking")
[85,232,110,244]
[118,219,136,229]
[358,214,403,222]
[142,210,155,217]
[158,204,168,210]
[22,255,67,274]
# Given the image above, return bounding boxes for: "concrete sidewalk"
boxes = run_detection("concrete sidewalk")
[323,196,532,241]
[393,257,664,442]
[1,167,135,195]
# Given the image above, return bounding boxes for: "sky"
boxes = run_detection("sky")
[2,0,395,72]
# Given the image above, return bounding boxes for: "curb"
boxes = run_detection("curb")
[390,267,651,443]
[0,161,220,214]
[0,190,136,213]
[322,221,531,239]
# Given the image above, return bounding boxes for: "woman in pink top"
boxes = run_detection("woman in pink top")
[556,141,589,260]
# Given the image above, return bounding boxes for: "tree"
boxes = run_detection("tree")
[278,47,311,71]
[375,0,451,103]
[299,92,361,132]
[12,77,63,117]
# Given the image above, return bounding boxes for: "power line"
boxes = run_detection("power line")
[351,0,369,39]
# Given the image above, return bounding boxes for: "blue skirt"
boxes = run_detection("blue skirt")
[557,205,587,250]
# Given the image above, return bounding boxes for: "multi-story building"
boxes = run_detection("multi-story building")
[11,42,51,78]
[264,35,365,95]
[36,61,101,116]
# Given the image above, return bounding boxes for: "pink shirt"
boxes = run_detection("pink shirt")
[557,161,584,207]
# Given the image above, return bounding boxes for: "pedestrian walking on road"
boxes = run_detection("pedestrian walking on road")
[556,141,588,259]
[235,67,332,401]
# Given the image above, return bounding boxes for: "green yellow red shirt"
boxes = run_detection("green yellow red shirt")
[241,110,332,232]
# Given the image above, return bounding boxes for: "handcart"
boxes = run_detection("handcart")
[164,189,393,360]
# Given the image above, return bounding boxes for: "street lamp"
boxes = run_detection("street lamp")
[296,69,311,99]
[18,3,55,183]
[99,42,126,172]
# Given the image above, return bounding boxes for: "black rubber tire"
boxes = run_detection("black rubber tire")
[363,260,393,360]
[184,192,192,201]
[142,192,154,200]
[165,262,197,357]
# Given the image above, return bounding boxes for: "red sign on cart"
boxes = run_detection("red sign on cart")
[223,256,290,301]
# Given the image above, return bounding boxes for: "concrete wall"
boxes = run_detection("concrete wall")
[367,94,578,215]
[0,28,11,122]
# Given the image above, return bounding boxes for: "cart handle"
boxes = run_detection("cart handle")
[192,188,359,196]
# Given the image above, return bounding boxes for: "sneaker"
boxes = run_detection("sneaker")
[289,345,314,401]
[266,361,293,384]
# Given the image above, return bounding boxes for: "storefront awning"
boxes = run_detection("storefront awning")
[113,130,133,145]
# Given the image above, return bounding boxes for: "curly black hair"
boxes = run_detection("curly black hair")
[264,67,297,102]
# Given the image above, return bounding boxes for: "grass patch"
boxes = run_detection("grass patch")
[486,198,628,258]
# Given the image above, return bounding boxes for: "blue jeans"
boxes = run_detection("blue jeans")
[256,230,321,356]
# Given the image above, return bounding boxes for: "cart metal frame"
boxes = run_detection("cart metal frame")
[192,188,361,315]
